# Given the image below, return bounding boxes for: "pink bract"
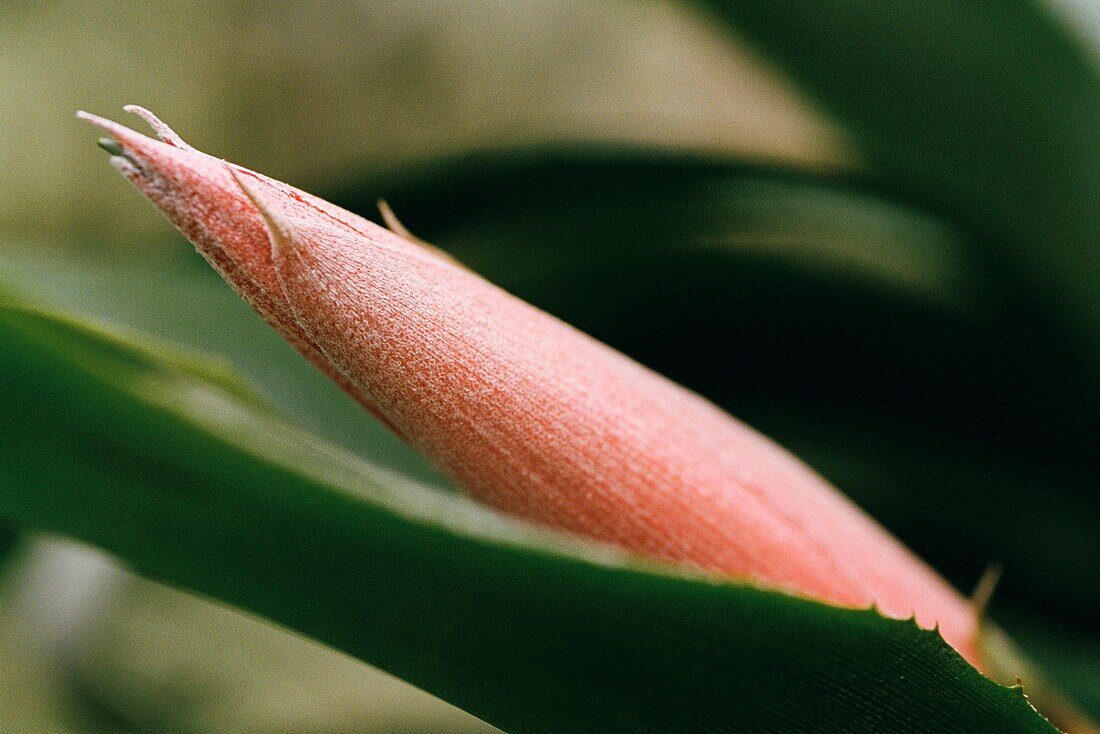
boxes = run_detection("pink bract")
[81,108,981,667]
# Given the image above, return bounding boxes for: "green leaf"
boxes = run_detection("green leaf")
[0,301,1059,733]
[330,146,981,312]
[0,238,440,485]
[328,148,1099,625]
[0,521,17,567]
[693,0,1100,381]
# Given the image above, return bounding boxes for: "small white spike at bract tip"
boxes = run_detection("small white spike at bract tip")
[78,111,141,173]
[123,105,196,151]
[378,198,427,244]
[377,198,466,267]
[76,110,130,139]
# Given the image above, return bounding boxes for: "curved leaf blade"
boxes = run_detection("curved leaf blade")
[693,0,1100,381]
[0,302,1058,733]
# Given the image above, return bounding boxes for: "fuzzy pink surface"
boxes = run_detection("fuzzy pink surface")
[81,110,980,666]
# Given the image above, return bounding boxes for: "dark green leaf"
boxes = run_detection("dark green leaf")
[0,301,1059,733]
[693,0,1100,384]
[0,521,17,568]
[0,239,440,485]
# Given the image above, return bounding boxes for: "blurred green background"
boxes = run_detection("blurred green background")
[1,1,1097,731]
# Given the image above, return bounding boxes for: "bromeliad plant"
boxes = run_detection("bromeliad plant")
[2,2,1099,732]
[21,98,1075,730]
[82,107,983,665]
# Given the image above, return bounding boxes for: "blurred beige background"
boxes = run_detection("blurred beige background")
[0,0,854,244]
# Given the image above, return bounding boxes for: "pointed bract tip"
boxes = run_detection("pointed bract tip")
[77,110,158,163]
[76,109,130,138]
[76,110,109,134]
[123,105,196,151]
[79,112,134,160]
